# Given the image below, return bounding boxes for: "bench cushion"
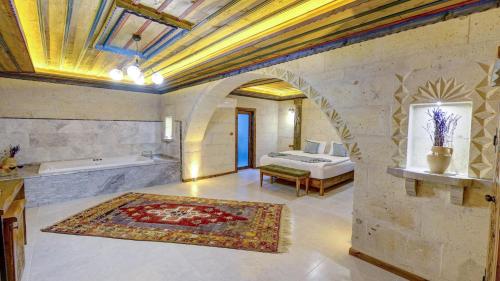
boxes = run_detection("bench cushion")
[260,164,310,177]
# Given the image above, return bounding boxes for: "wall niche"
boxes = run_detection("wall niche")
[389,73,496,205]
[406,101,472,176]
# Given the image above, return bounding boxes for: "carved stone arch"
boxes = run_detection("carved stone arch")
[183,67,362,163]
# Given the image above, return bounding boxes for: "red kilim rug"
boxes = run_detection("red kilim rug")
[42,192,290,253]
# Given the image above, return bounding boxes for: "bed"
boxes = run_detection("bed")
[259,150,355,195]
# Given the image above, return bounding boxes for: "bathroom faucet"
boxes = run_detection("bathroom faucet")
[142,151,153,159]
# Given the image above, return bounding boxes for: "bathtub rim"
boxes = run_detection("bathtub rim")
[0,155,179,180]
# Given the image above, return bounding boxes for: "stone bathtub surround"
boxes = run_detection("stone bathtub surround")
[0,118,166,165]
[159,9,500,281]
[24,156,180,207]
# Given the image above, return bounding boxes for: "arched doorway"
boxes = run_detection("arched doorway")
[181,67,361,181]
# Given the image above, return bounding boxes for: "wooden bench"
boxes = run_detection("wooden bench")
[259,165,310,196]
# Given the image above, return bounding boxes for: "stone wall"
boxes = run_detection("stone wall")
[199,107,235,177]
[278,99,342,153]
[278,100,294,151]
[187,95,281,178]
[0,78,165,164]
[0,118,164,164]
[301,99,342,153]
[0,77,161,121]
[162,8,500,280]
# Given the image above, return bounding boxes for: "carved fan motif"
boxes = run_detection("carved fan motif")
[417,77,470,102]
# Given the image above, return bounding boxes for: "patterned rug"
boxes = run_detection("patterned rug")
[42,192,290,253]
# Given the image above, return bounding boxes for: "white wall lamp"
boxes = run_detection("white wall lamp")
[109,34,164,86]
[163,116,174,141]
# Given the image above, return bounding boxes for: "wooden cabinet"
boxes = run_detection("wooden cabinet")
[0,180,26,281]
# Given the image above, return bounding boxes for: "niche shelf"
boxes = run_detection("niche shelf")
[386,167,492,205]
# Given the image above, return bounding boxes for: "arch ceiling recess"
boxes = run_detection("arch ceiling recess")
[0,0,498,93]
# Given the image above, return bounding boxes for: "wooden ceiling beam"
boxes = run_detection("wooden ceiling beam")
[115,0,194,30]
[0,0,34,72]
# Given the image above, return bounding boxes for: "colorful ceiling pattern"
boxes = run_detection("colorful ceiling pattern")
[0,0,498,93]
[231,78,306,100]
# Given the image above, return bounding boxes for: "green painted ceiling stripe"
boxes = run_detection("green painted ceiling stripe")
[37,0,49,64]
[60,0,74,67]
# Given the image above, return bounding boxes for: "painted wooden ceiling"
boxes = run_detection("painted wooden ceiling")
[231,78,306,100]
[0,0,498,94]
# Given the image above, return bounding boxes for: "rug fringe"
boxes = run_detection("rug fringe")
[278,205,291,253]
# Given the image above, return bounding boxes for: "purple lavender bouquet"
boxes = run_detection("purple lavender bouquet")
[424,107,460,147]
[8,145,20,158]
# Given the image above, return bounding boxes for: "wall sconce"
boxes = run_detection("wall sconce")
[163,116,173,141]
[287,107,295,125]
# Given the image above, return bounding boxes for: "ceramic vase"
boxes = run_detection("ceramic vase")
[2,157,17,169]
[426,146,453,174]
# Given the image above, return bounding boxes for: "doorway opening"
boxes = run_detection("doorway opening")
[235,107,256,170]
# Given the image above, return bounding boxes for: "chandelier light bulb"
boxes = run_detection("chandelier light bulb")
[134,74,145,85]
[127,64,141,80]
[151,72,164,85]
[109,69,123,81]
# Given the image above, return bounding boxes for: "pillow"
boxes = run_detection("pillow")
[303,140,320,154]
[330,142,348,157]
[305,139,327,154]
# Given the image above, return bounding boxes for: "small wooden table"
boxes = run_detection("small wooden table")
[260,165,310,196]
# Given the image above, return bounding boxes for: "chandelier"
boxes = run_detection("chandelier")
[109,34,164,85]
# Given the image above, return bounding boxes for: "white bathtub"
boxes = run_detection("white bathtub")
[38,155,155,175]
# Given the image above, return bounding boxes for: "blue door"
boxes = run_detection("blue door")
[237,110,254,169]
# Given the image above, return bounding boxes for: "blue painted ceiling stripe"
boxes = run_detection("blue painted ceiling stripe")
[142,28,177,55]
[95,44,146,59]
[60,0,74,65]
[144,29,188,59]
[102,11,127,46]
[36,0,49,64]
[75,0,108,68]
[84,0,108,48]
[96,6,122,46]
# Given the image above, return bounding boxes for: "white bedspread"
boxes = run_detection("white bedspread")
[260,151,355,179]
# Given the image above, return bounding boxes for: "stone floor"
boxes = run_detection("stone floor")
[23,169,403,281]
